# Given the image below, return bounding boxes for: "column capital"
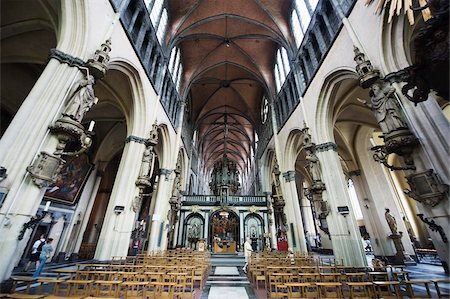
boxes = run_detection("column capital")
[282,170,296,182]
[160,168,173,180]
[49,48,85,68]
[315,142,338,152]
[348,169,361,177]
[125,135,147,144]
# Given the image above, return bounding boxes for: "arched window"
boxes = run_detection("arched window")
[292,10,304,47]
[156,8,168,43]
[168,47,183,91]
[175,65,183,91]
[150,0,163,24]
[274,47,291,91]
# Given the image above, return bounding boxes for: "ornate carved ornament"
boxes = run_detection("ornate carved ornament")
[191,205,201,213]
[382,1,449,105]
[49,116,93,157]
[404,169,449,207]
[86,39,111,80]
[315,142,337,152]
[249,205,258,213]
[417,213,448,243]
[27,152,66,188]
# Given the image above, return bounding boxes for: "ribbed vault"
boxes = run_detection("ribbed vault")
[166,0,292,177]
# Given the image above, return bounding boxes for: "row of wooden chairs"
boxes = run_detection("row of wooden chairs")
[263,279,450,298]
[5,250,211,299]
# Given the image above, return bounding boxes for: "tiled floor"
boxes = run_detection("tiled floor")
[207,286,249,299]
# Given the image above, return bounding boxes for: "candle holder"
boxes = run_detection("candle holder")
[18,210,48,240]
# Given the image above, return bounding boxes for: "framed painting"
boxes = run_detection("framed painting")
[44,154,93,205]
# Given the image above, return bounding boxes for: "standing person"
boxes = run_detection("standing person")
[33,238,53,278]
[286,248,295,265]
[243,237,253,274]
[24,234,46,272]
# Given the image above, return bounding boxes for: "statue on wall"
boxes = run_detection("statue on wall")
[305,147,322,183]
[368,81,409,134]
[140,147,154,177]
[63,75,98,122]
[384,208,398,235]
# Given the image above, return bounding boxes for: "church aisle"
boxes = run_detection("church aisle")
[200,266,257,299]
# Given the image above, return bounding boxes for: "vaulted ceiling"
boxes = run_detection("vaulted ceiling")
[165,0,293,173]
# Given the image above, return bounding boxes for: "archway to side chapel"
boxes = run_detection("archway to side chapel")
[209,209,239,253]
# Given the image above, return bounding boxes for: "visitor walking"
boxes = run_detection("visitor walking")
[33,238,53,278]
[24,234,46,272]
[243,237,253,274]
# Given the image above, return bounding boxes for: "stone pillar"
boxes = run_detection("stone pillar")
[353,134,416,261]
[283,171,308,252]
[203,211,209,247]
[94,139,144,260]
[147,170,172,251]
[316,144,367,266]
[177,211,185,247]
[265,192,278,249]
[0,57,85,282]
[240,211,245,248]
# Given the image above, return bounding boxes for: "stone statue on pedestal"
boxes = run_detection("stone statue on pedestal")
[369,81,409,134]
[305,148,321,183]
[63,75,98,122]
[384,208,398,235]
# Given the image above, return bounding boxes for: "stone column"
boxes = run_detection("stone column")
[146,170,172,251]
[203,211,209,246]
[177,211,185,247]
[94,139,144,260]
[240,211,245,247]
[316,143,367,266]
[0,57,85,282]
[354,134,416,261]
[283,171,308,252]
[265,192,278,249]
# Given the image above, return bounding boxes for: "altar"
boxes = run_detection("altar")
[213,240,236,253]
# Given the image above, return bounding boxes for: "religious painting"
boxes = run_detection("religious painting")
[44,154,93,205]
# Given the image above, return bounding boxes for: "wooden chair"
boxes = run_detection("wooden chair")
[347,282,374,298]
[36,279,64,296]
[299,273,320,283]
[66,280,93,297]
[404,280,433,298]
[152,282,175,299]
[285,282,308,298]
[92,280,121,297]
[368,271,389,282]
[345,272,367,282]
[267,275,287,299]
[373,281,401,298]
[192,269,204,289]
[320,273,341,283]
[11,277,36,294]
[255,273,266,290]
[301,283,319,298]
[432,279,450,298]
[120,281,148,299]
[316,282,342,298]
